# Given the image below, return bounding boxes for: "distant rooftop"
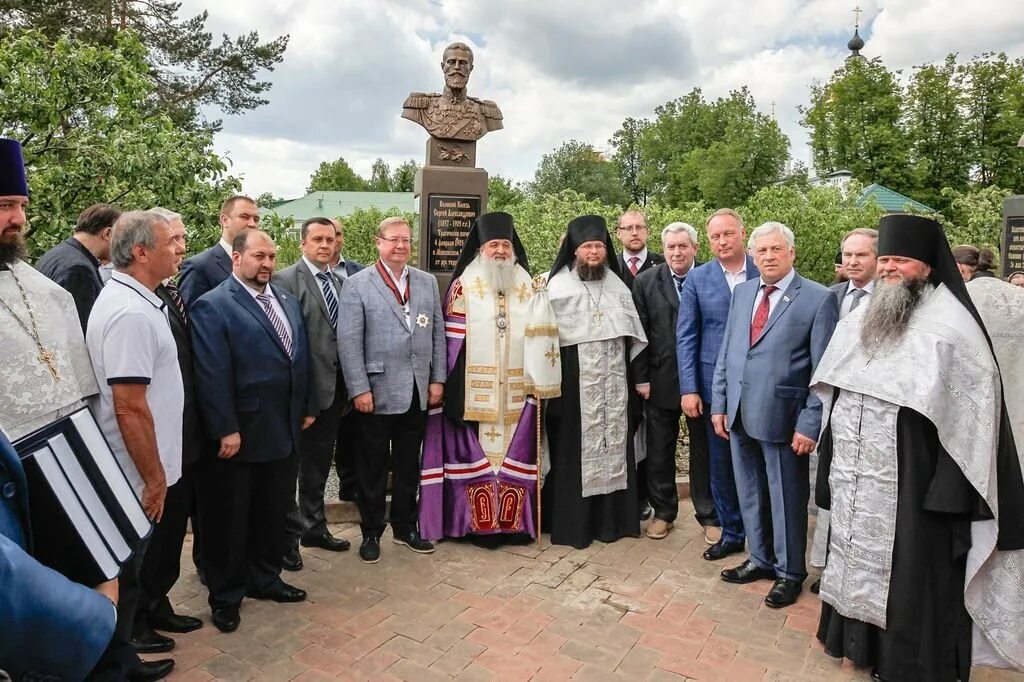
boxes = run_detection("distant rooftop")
[856,183,934,213]
[261,191,416,224]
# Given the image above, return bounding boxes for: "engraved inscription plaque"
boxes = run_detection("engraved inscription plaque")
[428,195,480,271]
[1004,215,1024,274]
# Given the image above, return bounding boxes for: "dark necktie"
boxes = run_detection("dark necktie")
[628,256,640,276]
[848,288,867,312]
[750,284,778,345]
[673,275,685,299]
[255,293,293,355]
[164,280,187,325]
[316,271,339,328]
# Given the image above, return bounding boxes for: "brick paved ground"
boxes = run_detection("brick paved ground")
[160,504,1024,681]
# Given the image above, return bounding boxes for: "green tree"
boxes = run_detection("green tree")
[487,175,527,212]
[610,117,652,206]
[2,30,240,256]
[367,158,392,191]
[640,88,788,207]
[391,160,419,192]
[255,192,283,208]
[530,140,629,207]
[904,55,971,209]
[1,0,288,129]
[941,185,1011,258]
[307,157,367,193]
[801,57,913,193]
[961,53,1024,191]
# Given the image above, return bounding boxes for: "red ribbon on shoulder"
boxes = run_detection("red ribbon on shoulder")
[376,260,410,306]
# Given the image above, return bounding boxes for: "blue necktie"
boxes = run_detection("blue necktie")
[674,275,685,300]
[316,271,339,328]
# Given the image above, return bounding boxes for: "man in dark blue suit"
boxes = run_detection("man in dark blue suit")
[711,222,838,608]
[191,230,315,633]
[177,195,260,306]
[677,208,759,559]
[0,430,119,679]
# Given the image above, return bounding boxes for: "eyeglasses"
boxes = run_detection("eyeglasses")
[578,243,607,252]
[617,225,648,233]
[379,237,413,246]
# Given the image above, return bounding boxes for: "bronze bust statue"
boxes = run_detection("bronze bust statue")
[402,42,503,143]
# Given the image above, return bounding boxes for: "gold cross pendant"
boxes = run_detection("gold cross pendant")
[592,310,604,325]
[38,347,61,382]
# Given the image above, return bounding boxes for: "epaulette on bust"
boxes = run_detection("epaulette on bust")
[403,93,437,109]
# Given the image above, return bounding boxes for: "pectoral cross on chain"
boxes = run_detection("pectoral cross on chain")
[38,347,60,382]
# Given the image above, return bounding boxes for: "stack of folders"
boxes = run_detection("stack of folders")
[14,407,153,586]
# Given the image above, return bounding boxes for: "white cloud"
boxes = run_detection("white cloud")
[183,0,1024,198]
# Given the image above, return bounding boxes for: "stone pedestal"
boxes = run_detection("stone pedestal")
[1002,195,1024,276]
[415,162,488,294]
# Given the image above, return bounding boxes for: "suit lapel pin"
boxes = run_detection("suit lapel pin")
[783,295,791,302]
[416,313,429,328]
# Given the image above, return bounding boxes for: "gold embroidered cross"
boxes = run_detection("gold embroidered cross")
[483,426,500,441]
[516,282,530,302]
[469,277,489,299]
[545,344,560,367]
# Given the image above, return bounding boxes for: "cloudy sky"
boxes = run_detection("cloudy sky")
[179,0,1024,200]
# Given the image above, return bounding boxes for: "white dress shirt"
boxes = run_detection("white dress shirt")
[751,267,796,323]
[303,255,337,309]
[623,247,649,273]
[381,262,411,328]
[233,273,293,346]
[219,239,232,258]
[719,258,748,292]
[841,279,875,318]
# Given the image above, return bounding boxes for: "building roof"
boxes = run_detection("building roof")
[262,191,416,222]
[856,183,934,214]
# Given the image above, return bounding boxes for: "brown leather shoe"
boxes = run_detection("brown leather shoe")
[645,518,673,539]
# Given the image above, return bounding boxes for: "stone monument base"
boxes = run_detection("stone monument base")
[415,165,488,294]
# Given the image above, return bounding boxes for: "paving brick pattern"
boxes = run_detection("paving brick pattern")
[162,504,1024,681]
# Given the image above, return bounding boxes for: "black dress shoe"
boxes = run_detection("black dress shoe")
[212,606,240,633]
[810,578,821,594]
[393,530,435,554]
[131,629,175,654]
[720,559,777,584]
[149,611,203,634]
[360,536,381,563]
[764,578,803,608]
[246,581,307,603]
[282,546,303,571]
[301,531,351,552]
[703,539,745,561]
[128,659,175,682]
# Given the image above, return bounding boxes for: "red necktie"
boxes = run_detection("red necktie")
[750,285,777,345]
[628,256,639,276]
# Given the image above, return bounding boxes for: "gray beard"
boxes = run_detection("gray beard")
[575,260,607,282]
[860,277,931,354]
[477,254,518,294]
[0,234,27,266]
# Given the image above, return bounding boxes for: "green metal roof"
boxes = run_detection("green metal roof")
[856,184,934,213]
[261,191,416,221]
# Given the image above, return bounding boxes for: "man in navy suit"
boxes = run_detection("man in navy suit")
[0,431,119,680]
[191,230,315,633]
[711,222,838,608]
[177,195,260,306]
[677,208,759,557]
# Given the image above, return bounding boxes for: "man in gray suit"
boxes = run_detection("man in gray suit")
[711,222,838,608]
[809,226,877,592]
[338,216,446,563]
[274,218,351,571]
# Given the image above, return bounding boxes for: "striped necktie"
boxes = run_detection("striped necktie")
[255,293,293,355]
[316,271,339,328]
[164,280,187,325]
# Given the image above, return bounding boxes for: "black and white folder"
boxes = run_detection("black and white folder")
[14,406,153,585]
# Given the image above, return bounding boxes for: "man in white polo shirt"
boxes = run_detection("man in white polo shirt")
[86,210,185,682]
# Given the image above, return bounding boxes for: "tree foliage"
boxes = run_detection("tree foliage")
[391,160,419,192]
[487,175,528,212]
[530,140,629,207]
[610,117,652,206]
[367,158,392,192]
[2,30,240,257]
[960,53,1024,190]
[307,157,368,193]
[635,87,788,208]
[0,0,288,129]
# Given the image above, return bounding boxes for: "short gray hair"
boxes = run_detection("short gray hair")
[148,207,182,223]
[111,211,169,268]
[662,222,698,247]
[748,221,795,250]
[376,216,412,238]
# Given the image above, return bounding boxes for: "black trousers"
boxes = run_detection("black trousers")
[196,455,294,609]
[335,410,360,498]
[89,535,149,680]
[356,392,426,539]
[685,411,717,527]
[285,391,344,547]
[134,463,197,633]
[644,404,681,523]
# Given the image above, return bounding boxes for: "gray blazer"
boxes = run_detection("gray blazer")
[338,263,446,414]
[711,271,839,443]
[273,260,344,414]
